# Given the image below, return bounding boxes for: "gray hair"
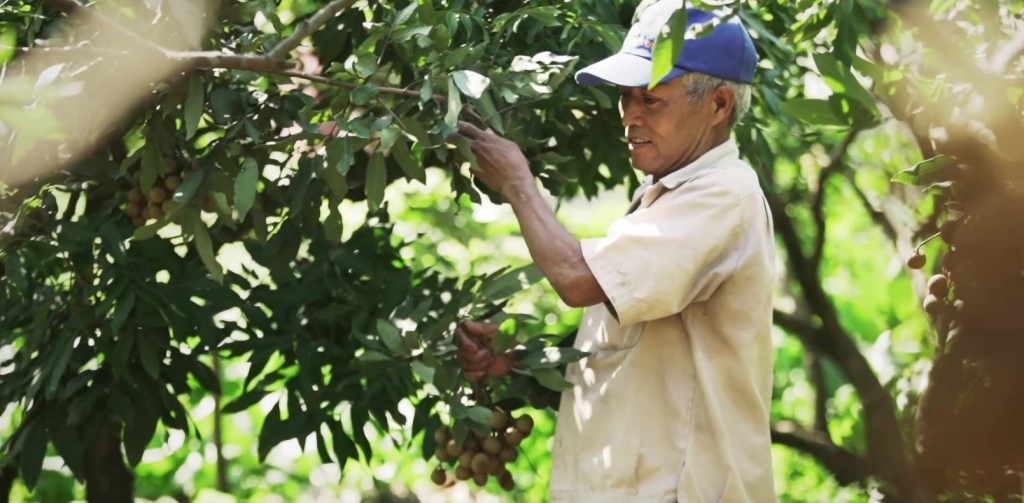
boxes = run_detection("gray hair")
[681,72,753,128]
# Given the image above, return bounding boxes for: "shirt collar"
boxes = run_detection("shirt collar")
[640,138,740,190]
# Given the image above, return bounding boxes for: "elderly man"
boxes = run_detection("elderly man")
[454,1,777,501]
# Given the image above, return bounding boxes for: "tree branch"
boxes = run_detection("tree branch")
[808,353,831,435]
[843,171,899,244]
[767,186,930,502]
[267,0,361,61]
[809,130,861,272]
[771,420,873,487]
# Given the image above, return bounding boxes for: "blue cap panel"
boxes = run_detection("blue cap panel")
[576,1,758,87]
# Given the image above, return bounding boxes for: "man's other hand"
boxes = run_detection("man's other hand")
[455,321,515,381]
[455,122,533,199]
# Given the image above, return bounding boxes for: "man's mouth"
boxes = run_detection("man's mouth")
[628,137,652,149]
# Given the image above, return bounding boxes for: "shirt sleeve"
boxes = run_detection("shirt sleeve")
[580,181,755,327]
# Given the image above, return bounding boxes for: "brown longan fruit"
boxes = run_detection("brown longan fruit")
[923,294,944,317]
[499,471,515,491]
[487,455,505,475]
[128,187,145,203]
[471,452,490,474]
[455,465,473,481]
[906,250,926,270]
[430,467,446,486]
[482,437,502,455]
[149,187,168,204]
[472,472,488,486]
[434,446,449,462]
[504,429,524,447]
[498,447,517,463]
[514,415,534,434]
[126,202,143,218]
[146,204,164,221]
[131,216,145,227]
[490,409,507,430]
[445,439,463,458]
[434,427,450,445]
[132,171,141,187]
[462,436,479,453]
[928,275,949,297]
[457,451,474,468]
[164,175,182,192]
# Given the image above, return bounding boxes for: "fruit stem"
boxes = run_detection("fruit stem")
[916,232,942,250]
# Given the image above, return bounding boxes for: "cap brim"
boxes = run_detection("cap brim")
[575,53,687,87]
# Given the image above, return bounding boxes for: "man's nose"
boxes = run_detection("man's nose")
[620,100,642,128]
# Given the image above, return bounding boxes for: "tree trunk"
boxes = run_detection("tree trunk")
[84,418,134,503]
[0,463,17,503]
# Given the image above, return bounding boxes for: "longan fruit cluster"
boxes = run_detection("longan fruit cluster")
[429,409,534,492]
[125,165,182,226]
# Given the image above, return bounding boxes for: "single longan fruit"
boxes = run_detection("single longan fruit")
[504,429,524,447]
[457,451,474,468]
[434,446,449,462]
[434,427,450,445]
[923,294,944,317]
[906,250,926,270]
[514,415,534,434]
[487,455,505,475]
[445,439,463,458]
[471,452,490,474]
[490,409,507,430]
[499,471,515,491]
[126,202,143,218]
[128,187,145,203]
[455,465,473,481]
[430,467,446,486]
[498,447,517,463]
[472,472,488,486]
[482,437,502,455]
[131,216,145,227]
[462,436,479,453]
[164,175,182,192]
[146,204,164,220]
[928,275,949,297]
[149,187,168,204]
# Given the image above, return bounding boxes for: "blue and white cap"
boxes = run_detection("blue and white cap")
[575,0,758,87]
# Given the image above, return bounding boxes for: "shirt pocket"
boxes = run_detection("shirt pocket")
[590,306,646,351]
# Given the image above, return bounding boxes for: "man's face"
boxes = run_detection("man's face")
[618,75,725,178]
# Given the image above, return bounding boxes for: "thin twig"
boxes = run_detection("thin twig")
[267,0,361,61]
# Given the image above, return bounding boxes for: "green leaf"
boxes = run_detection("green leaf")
[46,335,75,398]
[478,264,543,302]
[394,1,418,25]
[380,126,401,151]
[68,388,99,425]
[532,367,573,391]
[354,55,378,78]
[445,77,462,129]
[173,170,204,203]
[365,151,386,210]
[351,84,380,106]
[329,419,357,472]
[452,70,491,100]
[518,346,588,369]
[141,145,162,193]
[778,98,849,126]
[135,332,161,379]
[47,411,84,480]
[223,386,268,413]
[333,137,355,175]
[392,25,432,43]
[892,155,959,186]
[124,398,160,467]
[111,291,135,334]
[466,406,494,426]
[184,74,204,140]
[193,221,224,283]
[411,359,434,383]
[316,430,333,464]
[19,421,47,491]
[649,4,687,89]
[234,158,259,220]
[189,359,221,395]
[391,138,426,184]
[376,319,406,355]
[358,350,391,362]
[451,135,478,171]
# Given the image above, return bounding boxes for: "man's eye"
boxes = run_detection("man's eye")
[643,96,659,104]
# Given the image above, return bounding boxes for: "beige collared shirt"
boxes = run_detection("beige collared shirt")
[550,139,778,503]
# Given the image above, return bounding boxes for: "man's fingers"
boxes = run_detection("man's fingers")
[465,370,486,382]
[462,320,497,340]
[457,121,485,139]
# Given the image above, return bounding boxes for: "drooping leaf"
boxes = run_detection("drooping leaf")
[376,319,407,355]
[892,155,960,186]
[532,366,573,391]
[649,2,687,89]
[184,74,204,140]
[234,158,259,220]
[445,77,462,129]
[365,151,386,210]
[452,70,491,99]
[391,138,426,183]
[192,220,224,283]
[778,98,849,126]
[19,421,47,491]
[351,84,380,105]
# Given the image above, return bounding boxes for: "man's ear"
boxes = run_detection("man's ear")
[710,85,736,127]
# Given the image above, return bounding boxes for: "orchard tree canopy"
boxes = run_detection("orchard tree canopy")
[2,0,1024,502]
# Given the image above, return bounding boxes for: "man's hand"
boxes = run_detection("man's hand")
[455,321,516,382]
[456,122,533,199]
